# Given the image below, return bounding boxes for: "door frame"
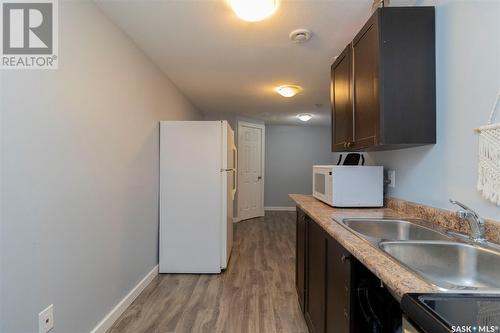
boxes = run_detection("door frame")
[236,121,265,222]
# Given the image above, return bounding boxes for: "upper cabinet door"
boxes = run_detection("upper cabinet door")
[331,46,352,152]
[352,18,379,149]
[329,7,436,152]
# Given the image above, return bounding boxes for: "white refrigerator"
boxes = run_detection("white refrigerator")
[159,121,236,273]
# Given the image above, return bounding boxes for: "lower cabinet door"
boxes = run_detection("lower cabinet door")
[305,219,326,333]
[296,208,307,312]
[326,236,352,333]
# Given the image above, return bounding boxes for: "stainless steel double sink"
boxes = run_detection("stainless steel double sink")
[338,218,500,292]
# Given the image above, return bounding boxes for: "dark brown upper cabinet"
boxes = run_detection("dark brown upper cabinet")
[331,46,353,151]
[331,7,436,152]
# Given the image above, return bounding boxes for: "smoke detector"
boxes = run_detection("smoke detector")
[289,29,312,43]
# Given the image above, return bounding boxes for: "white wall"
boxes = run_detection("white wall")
[0,2,201,332]
[203,112,265,131]
[265,125,333,207]
[369,1,500,221]
[204,112,238,130]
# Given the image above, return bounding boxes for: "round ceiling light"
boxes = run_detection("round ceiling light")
[297,114,313,122]
[230,0,278,22]
[289,29,312,43]
[275,85,302,98]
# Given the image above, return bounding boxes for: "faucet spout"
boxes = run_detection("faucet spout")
[449,199,486,243]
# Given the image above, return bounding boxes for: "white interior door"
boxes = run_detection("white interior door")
[238,122,264,221]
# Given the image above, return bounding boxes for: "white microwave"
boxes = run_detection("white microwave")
[312,165,384,207]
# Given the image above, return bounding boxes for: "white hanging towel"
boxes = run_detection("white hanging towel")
[476,91,500,206]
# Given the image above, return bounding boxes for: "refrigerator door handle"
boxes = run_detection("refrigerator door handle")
[232,145,237,199]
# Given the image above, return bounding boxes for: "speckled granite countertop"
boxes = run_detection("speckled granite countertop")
[289,194,438,300]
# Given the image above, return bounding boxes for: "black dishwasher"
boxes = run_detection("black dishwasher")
[353,261,402,333]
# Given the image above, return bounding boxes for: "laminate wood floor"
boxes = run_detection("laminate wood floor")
[107,211,308,333]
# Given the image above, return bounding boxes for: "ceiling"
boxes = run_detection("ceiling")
[96,0,380,125]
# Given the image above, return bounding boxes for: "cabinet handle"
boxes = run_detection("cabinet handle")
[344,309,349,318]
[343,142,347,148]
[347,142,353,148]
[341,254,350,262]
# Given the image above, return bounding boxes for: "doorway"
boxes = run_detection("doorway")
[237,121,265,221]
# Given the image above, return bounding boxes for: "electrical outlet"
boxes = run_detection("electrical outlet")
[387,170,396,188]
[39,304,54,333]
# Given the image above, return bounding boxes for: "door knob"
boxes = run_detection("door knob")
[257,176,262,180]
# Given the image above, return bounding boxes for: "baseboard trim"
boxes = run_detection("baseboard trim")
[264,206,296,211]
[90,265,158,333]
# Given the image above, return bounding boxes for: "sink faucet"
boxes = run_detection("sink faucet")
[449,199,486,243]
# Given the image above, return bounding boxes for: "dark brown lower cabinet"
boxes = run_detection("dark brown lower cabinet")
[326,236,352,333]
[303,217,351,333]
[296,207,402,333]
[295,209,307,312]
[305,219,326,333]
